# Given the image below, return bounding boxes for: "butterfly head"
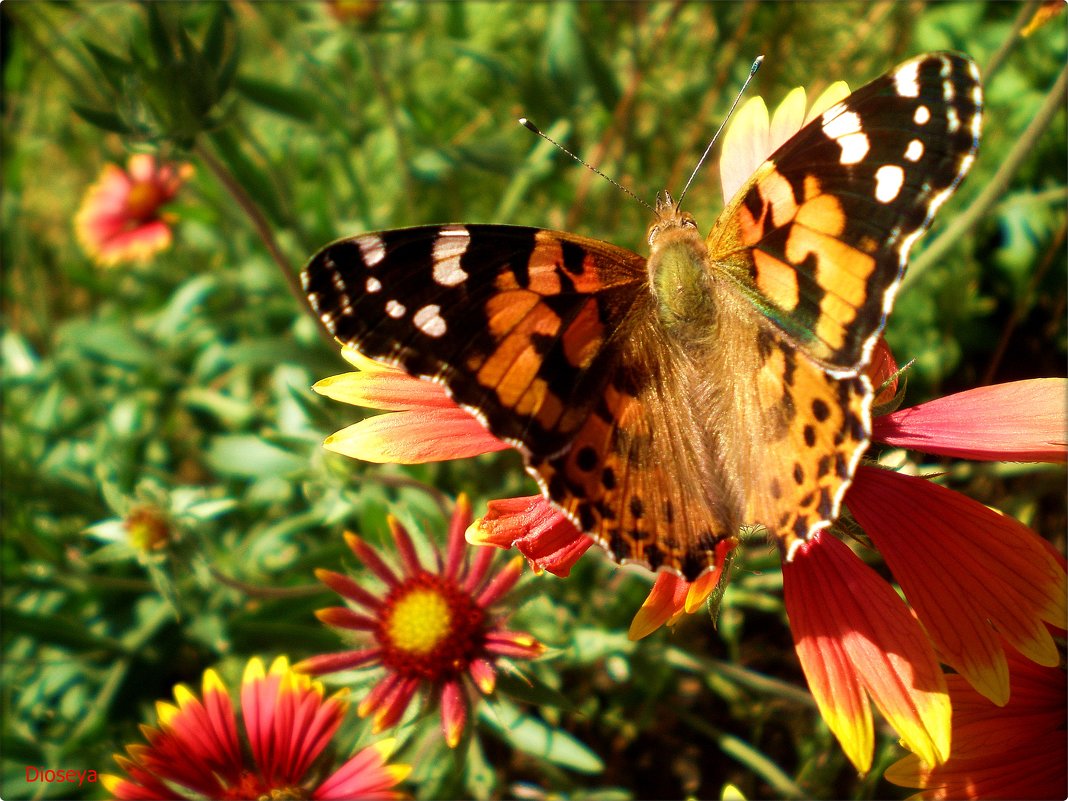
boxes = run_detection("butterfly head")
[647,190,699,247]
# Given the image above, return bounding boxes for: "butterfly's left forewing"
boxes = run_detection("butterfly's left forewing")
[303,225,648,457]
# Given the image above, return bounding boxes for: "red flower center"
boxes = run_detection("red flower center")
[222,770,308,800]
[125,180,166,222]
[375,572,487,682]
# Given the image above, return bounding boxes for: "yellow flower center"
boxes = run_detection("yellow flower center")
[375,573,487,682]
[385,588,452,655]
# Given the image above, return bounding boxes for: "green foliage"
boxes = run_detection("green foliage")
[3,2,1065,800]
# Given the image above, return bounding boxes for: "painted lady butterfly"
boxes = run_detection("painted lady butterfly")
[303,53,982,580]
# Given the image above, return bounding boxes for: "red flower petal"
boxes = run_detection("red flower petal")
[314,568,382,611]
[872,379,1068,462]
[476,555,524,607]
[314,739,411,800]
[295,648,381,676]
[783,532,950,773]
[846,465,1067,705]
[344,533,399,587]
[469,495,592,577]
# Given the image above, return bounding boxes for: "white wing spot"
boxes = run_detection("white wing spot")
[365,276,382,293]
[432,225,470,287]
[385,300,406,318]
[904,139,924,162]
[413,304,447,338]
[947,106,961,134]
[838,133,870,165]
[893,61,921,98]
[914,105,931,125]
[330,270,347,293]
[874,165,905,203]
[822,108,861,137]
[942,79,956,102]
[821,110,870,165]
[358,235,386,268]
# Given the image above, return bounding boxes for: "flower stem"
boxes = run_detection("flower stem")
[194,141,336,348]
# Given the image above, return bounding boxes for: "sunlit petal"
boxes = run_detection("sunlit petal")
[784,533,950,773]
[872,379,1068,462]
[847,465,1067,704]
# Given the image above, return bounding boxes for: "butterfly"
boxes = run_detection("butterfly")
[303,52,983,580]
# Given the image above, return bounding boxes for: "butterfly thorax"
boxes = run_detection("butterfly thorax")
[646,199,716,339]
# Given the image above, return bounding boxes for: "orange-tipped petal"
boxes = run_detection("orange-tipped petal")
[468,658,497,695]
[314,568,382,610]
[846,465,1067,705]
[784,532,950,773]
[440,680,467,748]
[316,606,377,631]
[313,369,459,411]
[445,493,473,580]
[343,533,399,586]
[325,408,509,463]
[484,630,547,660]
[629,572,690,641]
[872,379,1068,462]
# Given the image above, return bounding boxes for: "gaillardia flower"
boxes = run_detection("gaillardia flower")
[102,656,410,800]
[885,638,1067,799]
[295,497,545,748]
[75,153,192,267]
[308,83,1066,773]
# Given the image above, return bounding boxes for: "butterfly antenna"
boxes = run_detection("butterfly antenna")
[519,118,655,213]
[675,55,764,210]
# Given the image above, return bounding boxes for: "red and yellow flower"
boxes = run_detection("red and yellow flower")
[102,656,409,800]
[295,497,545,748]
[75,153,192,267]
[885,638,1067,799]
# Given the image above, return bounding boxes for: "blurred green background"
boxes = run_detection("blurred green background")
[3,2,1065,799]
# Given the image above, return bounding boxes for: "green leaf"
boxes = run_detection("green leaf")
[205,435,306,478]
[495,669,574,711]
[235,76,320,122]
[143,2,175,67]
[202,4,232,70]
[83,41,131,93]
[479,698,604,774]
[70,105,132,135]
[4,609,129,655]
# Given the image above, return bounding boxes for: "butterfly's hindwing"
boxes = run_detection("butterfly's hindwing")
[707,52,982,371]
